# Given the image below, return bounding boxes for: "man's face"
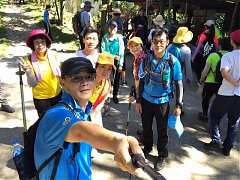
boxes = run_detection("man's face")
[128,42,142,56]
[83,32,99,50]
[152,33,169,55]
[96,64,112,81]
[61,71,95,102]
[33,38,47,54]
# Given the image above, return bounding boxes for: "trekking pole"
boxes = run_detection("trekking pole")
[131,154,167,180]
[16,63,27,132]
[126,85,135,136]
[126,86,136,180]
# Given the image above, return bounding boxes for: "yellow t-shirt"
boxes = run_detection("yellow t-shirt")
[90,80,111,109]
[24,53,61,99]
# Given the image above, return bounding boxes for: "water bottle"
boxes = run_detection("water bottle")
[162,67,170,89]
[12,140,24,158]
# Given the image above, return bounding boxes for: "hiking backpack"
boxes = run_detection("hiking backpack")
[72,11,83,36]
[139,53,175,98]
[14,102,75,180]
[213,51,223,83]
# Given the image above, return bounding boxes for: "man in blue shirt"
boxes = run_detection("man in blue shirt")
[136,28,183,170]
[34,57,144,179]
[43,5,52,40]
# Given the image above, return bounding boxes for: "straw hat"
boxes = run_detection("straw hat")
[153,15,165,27]
[173,27,193,44]
[127,37,143,46]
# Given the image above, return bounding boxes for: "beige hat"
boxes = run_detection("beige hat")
[127,37,143,47]
[204,20,215,26]
[173,27,193,44]
[112,8,121,14]
[153,15,165,27]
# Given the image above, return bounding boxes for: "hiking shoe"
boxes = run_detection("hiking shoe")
[198,112,208,122]
[154,156,166,171]
[204,141,222,152]
[1,104,15,113]
[112,96,119,104]
[222,148,231,156]
[121,81,128,87]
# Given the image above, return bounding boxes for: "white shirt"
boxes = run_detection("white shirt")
[218,49,240,96]
[76,49,99,68]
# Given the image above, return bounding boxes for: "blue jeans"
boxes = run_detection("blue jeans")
[209,95,240,152]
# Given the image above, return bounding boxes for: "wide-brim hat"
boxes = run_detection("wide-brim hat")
[97,52,116,70]
[112,8,121,15]
[173,27,193,44]
[153,15,165,27]
[204,20,215,27]
[127,37,143,47]
[26,29,51,49]
[61,57,96,77]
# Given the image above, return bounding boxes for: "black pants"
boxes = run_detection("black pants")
[112,65,121,97]
[141,98,169,157]
[202,83,221,116]
[33,92,62,117]
[209,95,240,152]
[79,35,85,50]
[43,21,53,40]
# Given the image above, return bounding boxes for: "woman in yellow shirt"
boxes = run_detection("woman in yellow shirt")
[20,29,61,116]
[89,52,115,126]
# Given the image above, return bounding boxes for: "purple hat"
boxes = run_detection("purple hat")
[26,29,51,49]
[108,20,118,28]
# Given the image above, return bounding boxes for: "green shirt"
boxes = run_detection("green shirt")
[205,50,227,83]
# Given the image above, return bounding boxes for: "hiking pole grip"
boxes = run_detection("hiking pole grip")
[131,154,167,180]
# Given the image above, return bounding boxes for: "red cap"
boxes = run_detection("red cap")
[26,29,52,49]
[230,29,240,44]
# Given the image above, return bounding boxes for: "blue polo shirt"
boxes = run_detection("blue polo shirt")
[34,91,93,180]
[138,51,182,104]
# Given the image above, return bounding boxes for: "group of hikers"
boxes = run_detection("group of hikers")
[0,1,239,180]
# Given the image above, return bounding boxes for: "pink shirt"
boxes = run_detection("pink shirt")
[197,33,219,49]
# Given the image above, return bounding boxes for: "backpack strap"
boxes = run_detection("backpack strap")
[37,148,63,180]
[210,51,223,73]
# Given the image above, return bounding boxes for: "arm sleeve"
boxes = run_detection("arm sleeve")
[44,107,79,148]
[118,35,125,67]
[220,54,231,71]
[175,80,183,105]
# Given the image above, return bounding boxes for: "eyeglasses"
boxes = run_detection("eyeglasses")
[153,39,167,45]
[68,74,96,83]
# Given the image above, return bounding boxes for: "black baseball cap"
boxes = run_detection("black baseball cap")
[61,57,96,77]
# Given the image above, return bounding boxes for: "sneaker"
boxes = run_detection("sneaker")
[112,96,119,104]
[154,156,165,170]
[1,104,15,113]
[222,148,231,156]
[204,141,222,152]
[142,148,152,157]
[122,81,128,87]
[198,112,208,122]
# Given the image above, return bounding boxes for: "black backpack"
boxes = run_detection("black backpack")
[213,51,223,83]
[72,11,83,36]
[14,102,75,180]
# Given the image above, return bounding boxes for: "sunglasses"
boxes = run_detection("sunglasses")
[68,74,96,83]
